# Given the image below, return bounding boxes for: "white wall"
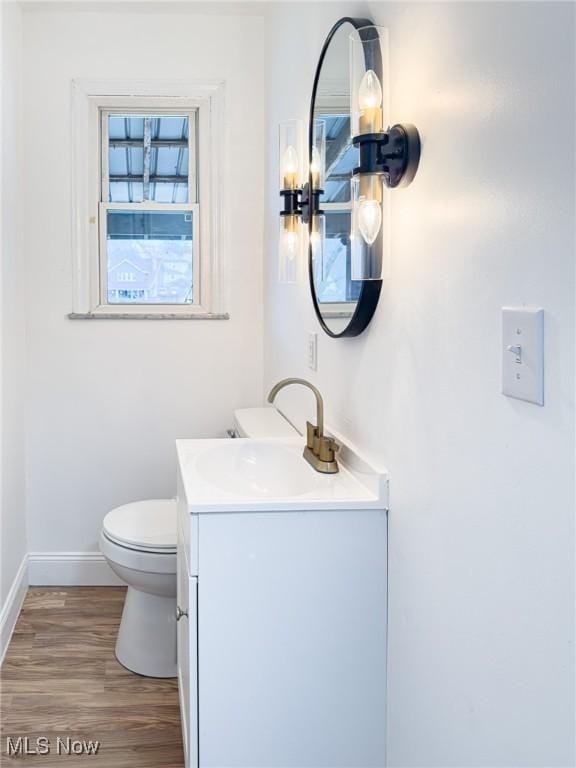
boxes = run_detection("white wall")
[22,4,265,553]
[264,2,575,766]
[1,1,28,613]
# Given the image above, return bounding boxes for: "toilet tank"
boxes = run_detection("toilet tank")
[233,407,298,438]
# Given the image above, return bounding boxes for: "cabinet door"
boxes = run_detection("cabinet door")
[177,537,198,768]
[196,510,387,767]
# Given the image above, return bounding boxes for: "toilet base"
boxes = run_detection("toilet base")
[115,587,177,678]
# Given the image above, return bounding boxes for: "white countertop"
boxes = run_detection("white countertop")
[176,436,388,513]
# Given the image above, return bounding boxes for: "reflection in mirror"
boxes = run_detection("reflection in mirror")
[311,22,363,336]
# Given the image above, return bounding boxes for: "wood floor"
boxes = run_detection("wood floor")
[0,587,184,767]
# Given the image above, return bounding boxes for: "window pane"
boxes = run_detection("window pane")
[106,114,191,203]
[152,182,189,204]
[316,211,361,305]
[157,116,188,140]
[106,210,194,305]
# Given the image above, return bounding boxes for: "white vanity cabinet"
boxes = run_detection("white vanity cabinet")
[176,438,389,768]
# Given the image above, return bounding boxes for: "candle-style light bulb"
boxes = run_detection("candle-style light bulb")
[279,213,301,283]
[357,199,382,245]
[282,229,300,258]
[358,69,383,134]
[310,146,322,190]
[281,145,299,190]
[359,69,383,109]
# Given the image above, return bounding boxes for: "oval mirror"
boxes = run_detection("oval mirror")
[308,17,381,338]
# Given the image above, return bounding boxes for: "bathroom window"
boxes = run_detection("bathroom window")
[70,81,226,318]
[101,113,198,307]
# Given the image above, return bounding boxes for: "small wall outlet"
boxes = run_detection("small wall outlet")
[308,332,318,371]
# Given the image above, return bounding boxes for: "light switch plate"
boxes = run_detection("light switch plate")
[308,332,318,371]
[502,307,544,405]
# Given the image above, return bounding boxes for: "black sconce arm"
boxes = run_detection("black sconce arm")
[279,183,324,224]
[353,123,420,188]
[279,188,302,218]
[300,183,323,225]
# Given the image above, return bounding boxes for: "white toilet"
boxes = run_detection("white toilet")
[231,406,298,439]
[100,407,297,678]
[100,499,178,677]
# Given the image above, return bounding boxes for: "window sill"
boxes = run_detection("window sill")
[68,311,230,321]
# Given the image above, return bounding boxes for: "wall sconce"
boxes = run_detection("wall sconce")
[349,25,420,280]
[309,119,326,279]
[279,119,326,284]
[279,119,304,283]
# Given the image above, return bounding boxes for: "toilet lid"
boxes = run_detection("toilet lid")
[103,500,177,551]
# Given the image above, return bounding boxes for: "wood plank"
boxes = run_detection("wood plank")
[103,676,178,694]
[1,655,110,680]
[60,598,125,616]
[1,633,35,653]
[21,591,67,610]
[8,690,182,709]
[0,726,184,749]
[1,679,106,695]
[62,587,126,600]
[2,705,182,731]
[32,629,119,652]
[15,614,121,633]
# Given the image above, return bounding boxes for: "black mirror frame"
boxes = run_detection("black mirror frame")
[308,16,382,339]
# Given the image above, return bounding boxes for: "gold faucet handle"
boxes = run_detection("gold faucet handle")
[317,436,339,463]
[306,421,317,450]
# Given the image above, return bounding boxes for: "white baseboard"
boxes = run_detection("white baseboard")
[28,552,124,587]
[0,554,29,665]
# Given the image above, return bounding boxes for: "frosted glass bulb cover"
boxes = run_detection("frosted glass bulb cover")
[357,199,382,245]
[358,70,383,110]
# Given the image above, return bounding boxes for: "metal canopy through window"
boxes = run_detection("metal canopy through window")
[103,113,197,204]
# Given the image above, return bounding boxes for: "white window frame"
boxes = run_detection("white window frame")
[70,79,227,319]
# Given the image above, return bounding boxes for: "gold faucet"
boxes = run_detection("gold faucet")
[267,378,339,474]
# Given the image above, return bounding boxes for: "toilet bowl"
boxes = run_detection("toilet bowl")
[99,499,177,678]
[100,408,298,678]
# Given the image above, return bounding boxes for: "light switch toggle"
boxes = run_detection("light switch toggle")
[502,307,544,405]
[506,344,522,363]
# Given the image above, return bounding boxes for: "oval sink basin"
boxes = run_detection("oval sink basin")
[194,442,325,498]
